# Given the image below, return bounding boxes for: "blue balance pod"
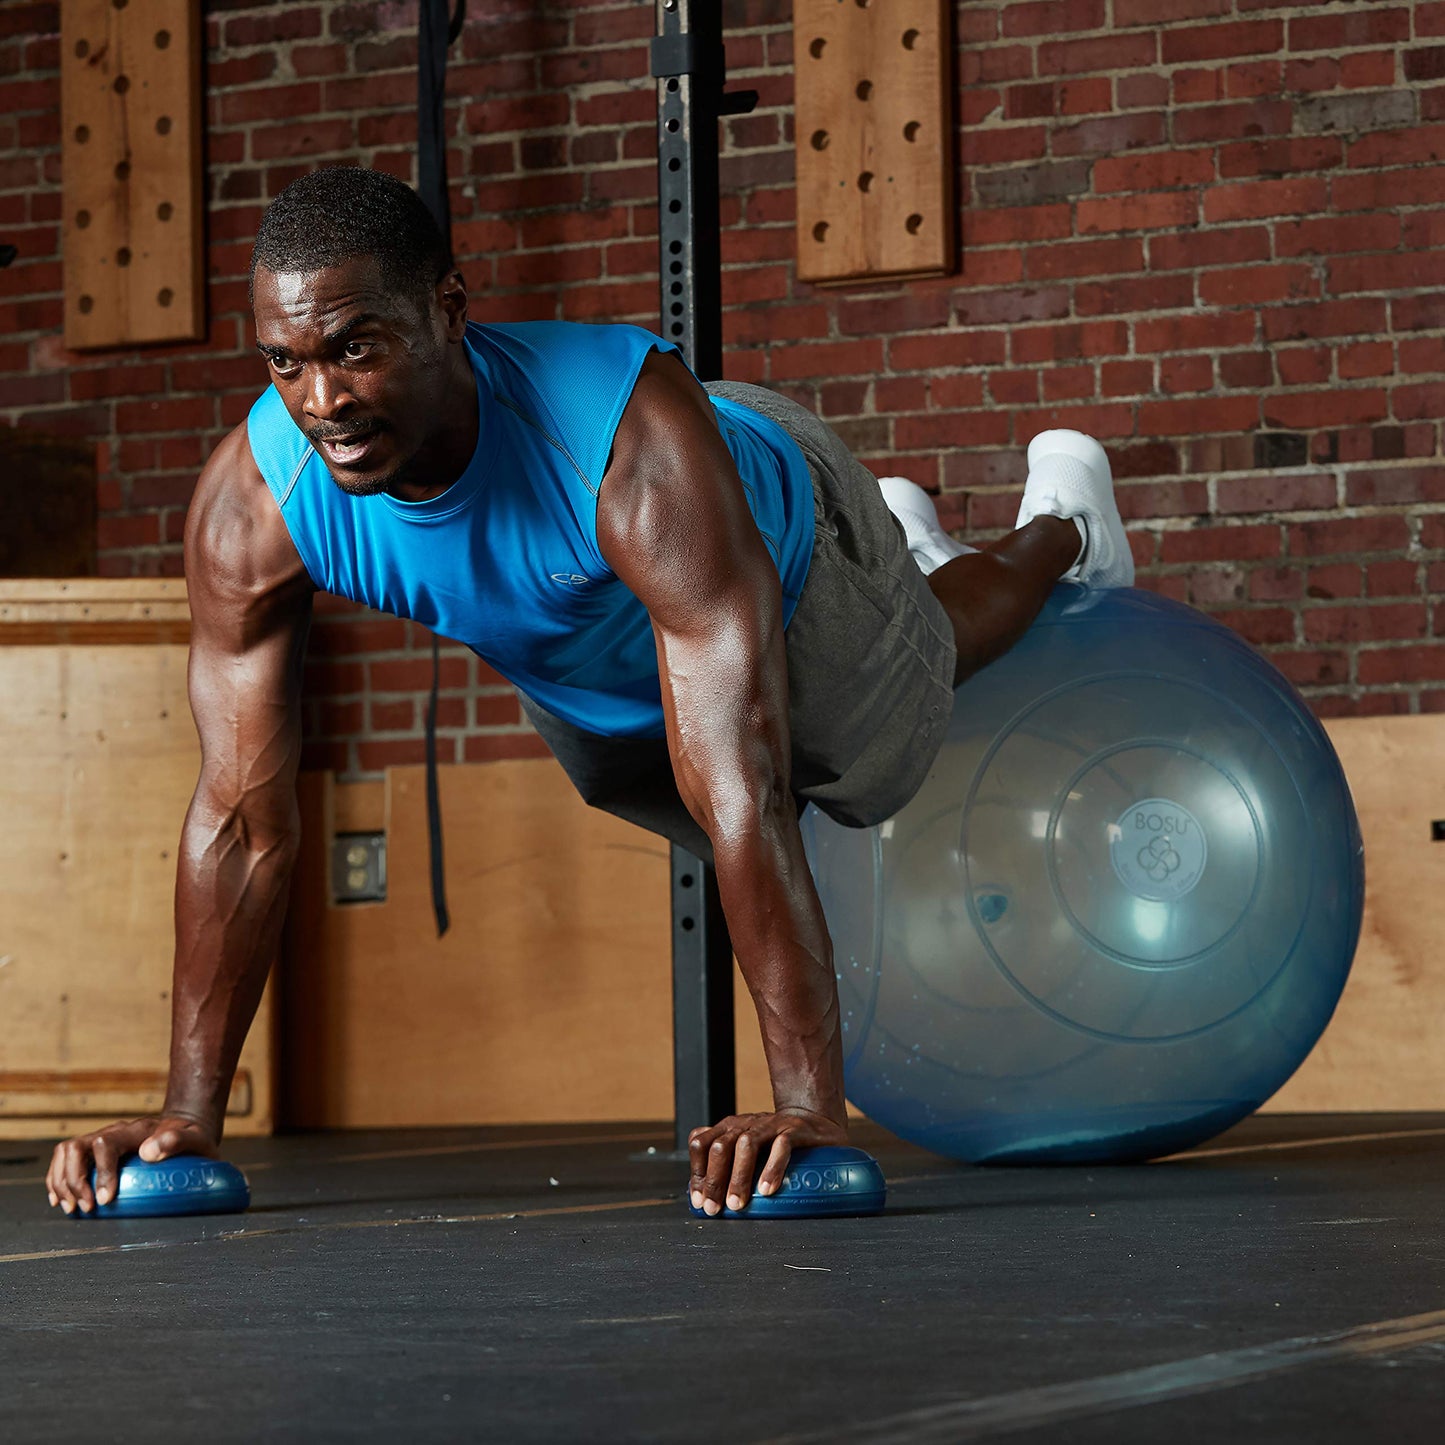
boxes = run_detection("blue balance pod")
[689,1146,886,1219]
[79,1156,251,1219]
[802,584,1365,1165]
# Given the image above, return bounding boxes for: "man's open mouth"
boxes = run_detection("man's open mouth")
[318,429,382,467]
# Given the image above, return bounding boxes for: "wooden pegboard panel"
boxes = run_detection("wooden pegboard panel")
[60,0,204,350]
[793,0,954,286]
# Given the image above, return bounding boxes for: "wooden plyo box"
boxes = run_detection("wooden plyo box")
[284,763,777,1129]
[0,581,274,1140]
[1264,715,1445,1113]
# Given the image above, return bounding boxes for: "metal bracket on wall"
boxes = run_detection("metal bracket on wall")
[653,0,755,1152]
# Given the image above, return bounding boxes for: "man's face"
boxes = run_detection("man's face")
[252,256,459,497]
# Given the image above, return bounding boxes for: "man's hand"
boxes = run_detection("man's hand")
[689,1108,849,1216]
[46,1115,219,1216]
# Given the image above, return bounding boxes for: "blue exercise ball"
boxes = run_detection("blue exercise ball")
[802,584,1364,1164]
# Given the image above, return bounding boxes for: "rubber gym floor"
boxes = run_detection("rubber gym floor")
[3,1114,1443,1443]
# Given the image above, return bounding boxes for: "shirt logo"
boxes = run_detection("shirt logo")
[550,572,593,588]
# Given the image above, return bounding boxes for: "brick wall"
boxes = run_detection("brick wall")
[2,0,1442,775]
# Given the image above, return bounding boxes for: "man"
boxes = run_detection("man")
[46,168,1131,1218]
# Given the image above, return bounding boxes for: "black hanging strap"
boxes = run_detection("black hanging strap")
[416,0,463,937]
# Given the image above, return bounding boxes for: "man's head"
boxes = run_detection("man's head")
[250,167,472,498]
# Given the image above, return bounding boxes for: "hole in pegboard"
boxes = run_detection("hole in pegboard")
[1432,820,1445,842]
[155,28,171,49]
[156,115,172,136]
[158,288,174,307]
[75,209,91,229]
[903,28,920,50]
[116,247,132,267]
[74,39,89,58]
[809,38,825,59]
[812,221,829,242]
[810,129,830,151]
[856,79,873,102]
[79,295,94,314]
[858,171,874,192]
[157,201,173,221]
[113,73,130,95]
[74,124,90,143]
[904,121,921,143]
[905,213,924,234]
[115,160,131,181]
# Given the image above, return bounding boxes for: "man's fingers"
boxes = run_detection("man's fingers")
[757,1132,793,1198]
[688,1125,720,1209]
[61,1139,95,1214]
[725,1132,758,1212]
[91,1137,120,1207]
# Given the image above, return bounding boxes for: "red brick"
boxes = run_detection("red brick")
[1306,564,1364,601]
[1075,273,1195,315]
[888,333,1005,374]
[1220,351,1273,389]
[1212,607,1296,646]
[1334,342,1394,381]
[1277,347,1332,386]
[1345,467,1445,507]
[1135,312,1256,354]
[897,411,1012,451]
[1348,124,1445,168]
[1036,33,1159,76]
[1024,237,1145,280]
[1288,515,1410,557]
[1304,604,1427,644]
[1263,299,1389,342]
[1158,355,1214,393]
[1159,523,1280,563]
[1093,149,1216,192]
[1138,396,1260,436]
[1358,645,1445,686]
[1249,566,1305,602]
[1162,19,1283,64]
[1077,191,1198,234]
[1264,389,1388,430]
[1175,100,1294,146]
[1216,473,1336,515]
[1272,649,1350,687]
[1274,214,1400,258]
[1289,8,1413,52]
[1366,560,1420,598]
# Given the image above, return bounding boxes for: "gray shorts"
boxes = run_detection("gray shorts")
[520,380,958,863]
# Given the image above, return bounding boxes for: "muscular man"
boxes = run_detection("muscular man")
[46,168,1132,1218]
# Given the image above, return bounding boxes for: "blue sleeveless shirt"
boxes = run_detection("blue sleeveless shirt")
[245,320,815,737]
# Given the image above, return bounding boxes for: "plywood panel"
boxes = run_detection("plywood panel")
[1263,716,1445,1112]
[61,0,204,349]
[286,765,677,1127]
[794,0,954,285]
[0,581,274,1140]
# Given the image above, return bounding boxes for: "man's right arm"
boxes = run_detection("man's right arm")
[47,425,314,1213]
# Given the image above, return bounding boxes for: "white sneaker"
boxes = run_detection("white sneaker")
[877,475,977,577]
[1016,430,1134,589]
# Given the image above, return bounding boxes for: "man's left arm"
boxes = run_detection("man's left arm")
[598,351,848,1216]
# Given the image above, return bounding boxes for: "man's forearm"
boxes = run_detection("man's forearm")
[165,792,300,1133]
[710,801,846,1123]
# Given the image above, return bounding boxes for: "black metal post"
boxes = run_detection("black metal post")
[651,0,756,1151]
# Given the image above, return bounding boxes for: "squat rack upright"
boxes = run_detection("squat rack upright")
[651,0,758,1151]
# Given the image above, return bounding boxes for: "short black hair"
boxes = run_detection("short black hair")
[249,167,453,303]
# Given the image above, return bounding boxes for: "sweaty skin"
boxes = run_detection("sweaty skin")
[46,259,847,1215]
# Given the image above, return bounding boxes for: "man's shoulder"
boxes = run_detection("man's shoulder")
[186,421,308,596]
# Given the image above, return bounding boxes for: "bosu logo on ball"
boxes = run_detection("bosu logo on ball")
[1109,797,1207,902]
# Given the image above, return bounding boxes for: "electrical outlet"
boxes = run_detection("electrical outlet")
[332,831,387,904]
